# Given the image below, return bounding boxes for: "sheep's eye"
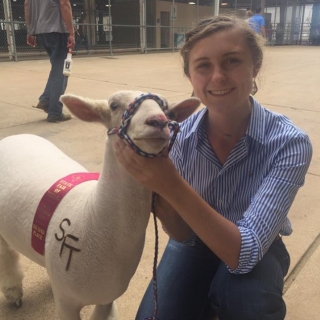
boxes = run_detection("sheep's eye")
[110,102,118,111]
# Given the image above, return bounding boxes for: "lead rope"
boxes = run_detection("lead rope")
[144,193,160,320]
[146,124,178,320]
[107,93,179,320]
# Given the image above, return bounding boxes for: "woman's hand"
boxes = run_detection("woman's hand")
[114,139,179,196]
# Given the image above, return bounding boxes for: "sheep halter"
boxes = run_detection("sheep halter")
[107,93,180,156]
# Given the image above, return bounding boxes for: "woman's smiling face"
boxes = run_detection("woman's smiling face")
[188,27,259,115]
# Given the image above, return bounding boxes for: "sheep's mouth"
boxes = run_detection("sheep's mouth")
[134,131,171,140]
[133,137,170,144]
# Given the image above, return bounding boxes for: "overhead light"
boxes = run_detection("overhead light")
[73,4,76,6]
[189,1,196,4]
[106,4,111,6]
[221,2,228,5]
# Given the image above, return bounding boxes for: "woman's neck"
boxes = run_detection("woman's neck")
[206,100,252,144]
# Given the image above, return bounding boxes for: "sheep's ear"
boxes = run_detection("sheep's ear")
[60,94,110,124]
[166,97,201,122]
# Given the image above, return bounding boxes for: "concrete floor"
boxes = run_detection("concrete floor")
[0,46,319,319]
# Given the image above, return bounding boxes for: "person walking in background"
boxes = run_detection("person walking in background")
[24,0,75,123]
[249,7,266,38]
[245,9,253,22]
[74,13,90,54]
[114,15,312,320]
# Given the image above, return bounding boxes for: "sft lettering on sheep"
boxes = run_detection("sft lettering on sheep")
[55,218,81,271]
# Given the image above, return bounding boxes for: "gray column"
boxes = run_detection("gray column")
[84,0,96,46]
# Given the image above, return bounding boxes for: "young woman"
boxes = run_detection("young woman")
[115,15,312,320]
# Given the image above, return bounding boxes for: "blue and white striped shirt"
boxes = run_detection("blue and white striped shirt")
[169,98,313,274]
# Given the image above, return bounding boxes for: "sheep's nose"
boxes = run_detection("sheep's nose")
[146,115,168,129]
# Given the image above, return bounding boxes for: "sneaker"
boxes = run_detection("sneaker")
[33,101,49,113]
[47,113,72,123]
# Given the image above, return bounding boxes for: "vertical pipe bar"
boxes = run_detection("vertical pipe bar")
[299,4,305,44]
[139,0,146,53]
[172,0,175,52]
[3,0,17,61]
[196,0,199,23]
[108,0,113,56]
[144,0,147,53]
[214,0,220,16]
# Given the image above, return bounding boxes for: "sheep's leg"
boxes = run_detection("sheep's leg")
[0,235,24,308]
[53,291,82,320]
[89,301,119,320]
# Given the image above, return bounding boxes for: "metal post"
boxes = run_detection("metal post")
[3,0,17,61]
[108,0,113,56]
[214,0,220,16]
[172,0,175,52]
[139,0,146,53]
[196,0,199,23]
[284,0,289,44]
[260,0,265,13]
[299,4,305,45]
[289,0,297,44]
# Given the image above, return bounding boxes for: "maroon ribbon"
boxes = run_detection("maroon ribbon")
[31,172,99,255]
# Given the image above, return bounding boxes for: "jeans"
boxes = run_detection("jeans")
[136,236,290,320]
[36,33,69,119]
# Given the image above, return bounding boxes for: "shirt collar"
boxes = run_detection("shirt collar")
[246,96,266,144]
[186,97,266,145]
[184,108,207,139]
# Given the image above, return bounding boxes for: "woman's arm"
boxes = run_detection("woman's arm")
[115,134,312,273]
[115,140,242,270]
[153,194,193,242]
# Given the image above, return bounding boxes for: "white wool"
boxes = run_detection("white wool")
[0,90,200,320]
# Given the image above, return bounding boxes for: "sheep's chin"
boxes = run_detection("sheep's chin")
[133,137,169,155]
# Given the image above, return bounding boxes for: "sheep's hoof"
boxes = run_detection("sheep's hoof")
[14,298,23,308]
[3,286,23,308]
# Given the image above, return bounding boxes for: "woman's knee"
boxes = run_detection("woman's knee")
[209,279,286,320]
[208,240,289,320]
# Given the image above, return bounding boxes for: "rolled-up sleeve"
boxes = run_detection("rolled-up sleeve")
[231,135,313,274]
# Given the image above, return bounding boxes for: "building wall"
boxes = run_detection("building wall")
[155,1,216,48]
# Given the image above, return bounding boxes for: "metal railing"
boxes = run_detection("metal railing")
[0,3,316,62]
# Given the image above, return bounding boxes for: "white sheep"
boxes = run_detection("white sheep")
[0,90,200,320]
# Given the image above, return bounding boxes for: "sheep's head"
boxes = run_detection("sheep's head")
[60,90,200,155]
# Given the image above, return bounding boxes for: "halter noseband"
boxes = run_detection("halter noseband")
[107,93,179,157]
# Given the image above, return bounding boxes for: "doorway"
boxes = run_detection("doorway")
[160,11,170,48]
